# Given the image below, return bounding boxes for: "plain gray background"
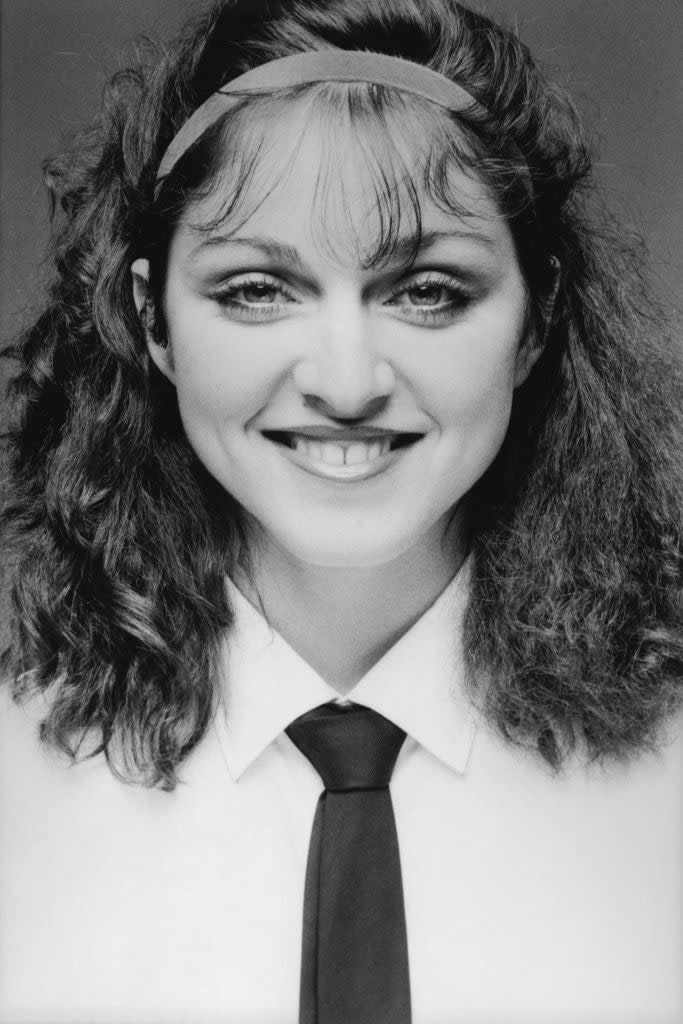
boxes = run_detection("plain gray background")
[1,0,682,642]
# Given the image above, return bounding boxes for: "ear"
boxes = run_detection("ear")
[513,329,545,387]
[514,256,561,388]
[131,257,175,384]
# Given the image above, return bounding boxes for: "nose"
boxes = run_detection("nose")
[292,297,395,420]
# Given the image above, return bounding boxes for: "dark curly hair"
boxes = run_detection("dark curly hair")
[2,0,681,789]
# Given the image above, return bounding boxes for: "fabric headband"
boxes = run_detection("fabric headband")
[154,50,502,193]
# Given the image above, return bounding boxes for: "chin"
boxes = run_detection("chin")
[270,524,421,570]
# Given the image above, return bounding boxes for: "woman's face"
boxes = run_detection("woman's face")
[134,111,539,568]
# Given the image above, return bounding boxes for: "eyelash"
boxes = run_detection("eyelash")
[210,272,474,325]
[386,274,473,324]
[212,276,299,323]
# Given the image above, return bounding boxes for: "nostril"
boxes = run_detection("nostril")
[303,394,389,422]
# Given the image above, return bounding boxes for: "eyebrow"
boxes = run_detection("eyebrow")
[187,227,497,269]
[189,234,304,268]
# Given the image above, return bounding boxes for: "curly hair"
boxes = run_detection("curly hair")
[2,0,681,788]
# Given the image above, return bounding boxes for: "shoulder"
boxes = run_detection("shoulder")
[0,679,114,811]
[566,708,683,795]
[0,678,47,769]
[0,680,66,810]
[471,702,683,807]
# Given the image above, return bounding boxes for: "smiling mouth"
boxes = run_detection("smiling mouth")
[261,430,424,472]
[262,430,421,450]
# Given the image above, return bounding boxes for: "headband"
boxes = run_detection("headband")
[154,50,497,193]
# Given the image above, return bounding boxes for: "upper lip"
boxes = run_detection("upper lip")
[261,426,424,442]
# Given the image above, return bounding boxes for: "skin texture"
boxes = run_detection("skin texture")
[132,110,542,688]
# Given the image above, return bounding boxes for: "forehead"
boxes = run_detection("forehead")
[173,94,514,269]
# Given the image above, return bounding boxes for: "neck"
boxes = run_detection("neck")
[234,509,469,693]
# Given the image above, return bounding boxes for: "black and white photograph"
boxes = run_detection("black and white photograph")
[1,2,681,1022]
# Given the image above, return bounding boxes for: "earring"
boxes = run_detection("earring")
[141,297,168,348]
[539,255,561,345]
[142,297,156,335]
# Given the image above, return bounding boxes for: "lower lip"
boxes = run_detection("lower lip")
[263,436,421,482]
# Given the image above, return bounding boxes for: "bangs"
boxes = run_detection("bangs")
[175,81,529,269]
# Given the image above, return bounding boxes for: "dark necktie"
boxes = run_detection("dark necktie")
[285,701,412,1024]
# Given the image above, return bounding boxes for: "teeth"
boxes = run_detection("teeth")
[321,443,345,466]
[292,437,391,466]
[345,443,370,466]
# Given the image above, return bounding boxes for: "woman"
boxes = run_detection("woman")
[1,1,681,1022]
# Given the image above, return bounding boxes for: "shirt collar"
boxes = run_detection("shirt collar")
[215,561,478,781]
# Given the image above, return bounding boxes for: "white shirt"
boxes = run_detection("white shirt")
[1,570,681,1024]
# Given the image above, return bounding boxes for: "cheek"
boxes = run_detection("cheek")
[168,305,285,426]
[420,312,524,437]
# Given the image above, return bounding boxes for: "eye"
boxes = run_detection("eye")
[385,272,474,325]
[210,274,299,322]
[405,283,451,306]
[235,281,280,304]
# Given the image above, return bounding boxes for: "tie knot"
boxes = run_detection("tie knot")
[286,702,407,792]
